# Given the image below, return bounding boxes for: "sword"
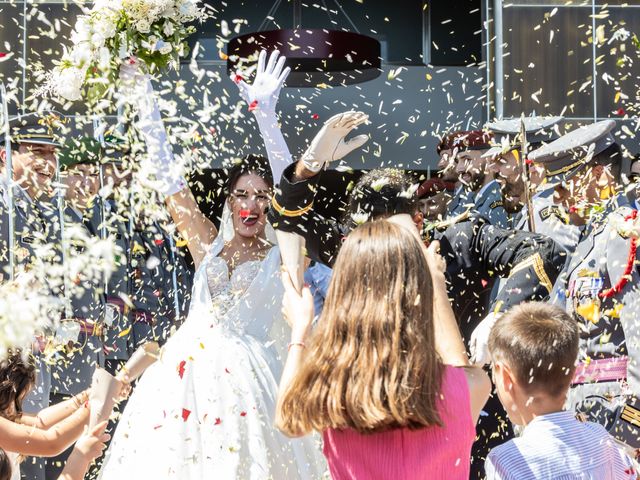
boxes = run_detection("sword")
[1,83,15,281]
[519,115,536,232]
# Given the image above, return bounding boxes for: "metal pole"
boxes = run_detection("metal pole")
[56,145,73,319]
[293,0,302,28]
[493,0,504,119]
[93,116,108,294]
[1,84,15,281]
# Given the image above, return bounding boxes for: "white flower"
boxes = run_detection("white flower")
[370,177,390,192]
[53,67,85,101]
[399,183,419,199]
[351,211,369,225]
[159,43,173,55]
[163,20,175,36]
[70,43,93,66]
[94,13,118,40]
[609,28,631,44]
[71,16,92,45]
[136,19,151,33]
[97,46,111,70]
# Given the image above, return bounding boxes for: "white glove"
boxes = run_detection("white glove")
[232,49,292,182]
[118,59,186,196]
[469,311,500,366]
[233,49,290,119]
[301,111,369,173]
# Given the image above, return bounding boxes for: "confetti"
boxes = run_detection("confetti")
[118,326,131,338]
[181,408,191,421]
[178,360,186,379]
[248,100,259,112]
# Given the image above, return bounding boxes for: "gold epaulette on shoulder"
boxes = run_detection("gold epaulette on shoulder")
[271,197,314,217]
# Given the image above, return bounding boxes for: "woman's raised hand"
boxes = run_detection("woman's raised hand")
[301,111,369,172]
[232,49,291,117]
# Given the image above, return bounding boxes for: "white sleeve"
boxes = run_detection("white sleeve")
[134,76,187,196]
[253,110,292,185]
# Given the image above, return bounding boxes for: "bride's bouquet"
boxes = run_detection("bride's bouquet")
[47,0,203,102]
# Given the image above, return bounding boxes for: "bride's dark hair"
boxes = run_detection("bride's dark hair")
[225,154,273,194]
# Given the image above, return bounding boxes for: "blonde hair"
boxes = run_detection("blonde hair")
[277,220,443,436]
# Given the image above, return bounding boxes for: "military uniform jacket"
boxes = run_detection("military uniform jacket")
[91,197,132,360]
[447,185,473,217]
[50,205,105,395]
[552,193,640,394]
[514,187,582,257]
[269,164,565,339]
[473,180,509,229]
[0,177,59,284]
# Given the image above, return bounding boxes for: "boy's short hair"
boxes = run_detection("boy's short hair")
[488,302,579,398]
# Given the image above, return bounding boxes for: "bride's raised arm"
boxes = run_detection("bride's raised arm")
[232,49,292,183]
[119,60,217,269]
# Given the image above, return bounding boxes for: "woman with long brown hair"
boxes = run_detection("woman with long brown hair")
[277,220,491,479]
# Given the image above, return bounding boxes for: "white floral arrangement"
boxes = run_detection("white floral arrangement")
[0,225,119,359]
[0,273,58,359]
[48,0,203,102]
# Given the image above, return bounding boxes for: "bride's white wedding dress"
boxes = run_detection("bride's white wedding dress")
[99,238,324,479]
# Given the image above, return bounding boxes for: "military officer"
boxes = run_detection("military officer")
[483,116,584,256]
[0,112,65,480]
[451,129,510,227]
[435,130,463,216]
[535,120,640,448]
[39,136,109,478]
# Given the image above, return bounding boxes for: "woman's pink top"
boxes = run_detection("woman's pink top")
[322,365,475,480]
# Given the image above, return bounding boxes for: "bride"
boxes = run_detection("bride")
[98,51,328,479]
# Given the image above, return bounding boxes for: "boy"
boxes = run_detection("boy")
[486,302,636,479]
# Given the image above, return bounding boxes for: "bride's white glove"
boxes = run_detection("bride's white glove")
[301,111,369,173]
[232,49,292,182]
[469,311,500,366]
[118,59,187,196]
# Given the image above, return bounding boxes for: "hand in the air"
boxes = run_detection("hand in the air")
[232,49,291,117]
[469,311,499,366]
[281,268,314,343]
[301,111,369,172]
